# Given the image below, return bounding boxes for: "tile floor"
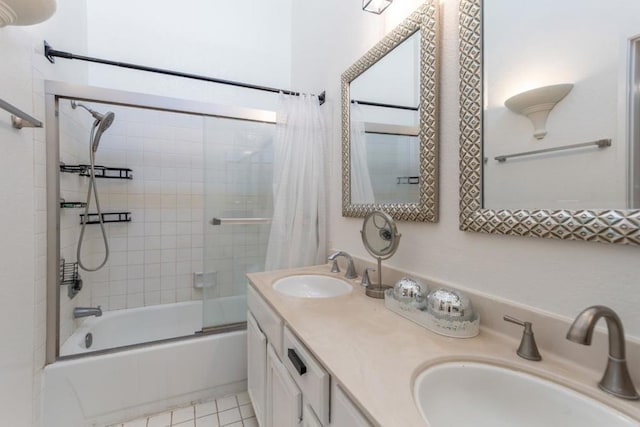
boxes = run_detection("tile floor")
[110,391,257,427]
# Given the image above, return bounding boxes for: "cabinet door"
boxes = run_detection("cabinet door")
[267,344,302,427]
[248,312,267,427]
[330,383,372,427]
[302,404,323,427]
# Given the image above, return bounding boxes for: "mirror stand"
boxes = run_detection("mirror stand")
[366,257,388,299]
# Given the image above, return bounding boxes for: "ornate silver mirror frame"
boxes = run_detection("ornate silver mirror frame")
[341,1,439,222]
[459,0,640,245]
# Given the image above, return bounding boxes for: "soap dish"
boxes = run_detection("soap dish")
[384,288,480,338]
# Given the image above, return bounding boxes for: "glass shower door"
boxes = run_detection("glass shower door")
[202,116,275,331]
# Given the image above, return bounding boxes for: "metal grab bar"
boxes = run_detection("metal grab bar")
[494,139,612,163]
[210,217,272,226]
[0,98,43,129]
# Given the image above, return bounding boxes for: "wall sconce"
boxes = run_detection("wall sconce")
[0,0,56,27]
[362,0,393,14]
[504,83,573,140]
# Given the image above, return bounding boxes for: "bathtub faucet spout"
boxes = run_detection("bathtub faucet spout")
[74,306,102,319]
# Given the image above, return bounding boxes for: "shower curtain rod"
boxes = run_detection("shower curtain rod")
[44,41,325,105]
[350,99,418,111]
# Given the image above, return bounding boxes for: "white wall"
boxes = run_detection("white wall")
[0,28,38,427]
[0,1,89,425]
[293,0,640,340]
[86,0,293,111]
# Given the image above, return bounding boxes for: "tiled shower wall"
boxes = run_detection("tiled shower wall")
[55,102,206,342]
[203,118,275,300]
[58,103,95,343]
[57,102,277,344]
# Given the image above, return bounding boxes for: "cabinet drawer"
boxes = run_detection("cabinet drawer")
[283,326,330,425]
[248,285,284,359]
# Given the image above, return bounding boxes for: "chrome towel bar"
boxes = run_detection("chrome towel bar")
[210,217,272,226]
[0,98,43,129]
[494,138,612,163]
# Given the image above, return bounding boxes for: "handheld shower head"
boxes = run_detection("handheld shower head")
[71,100,115,152]
[91,111,115,152]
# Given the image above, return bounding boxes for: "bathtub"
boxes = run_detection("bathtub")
[60,298,247,355]
[43,298,248,427]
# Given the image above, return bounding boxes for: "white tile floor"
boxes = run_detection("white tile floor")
[110,391,257,427]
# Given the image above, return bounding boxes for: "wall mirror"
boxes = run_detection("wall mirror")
[342,1,439,222]
[459,0,640,245]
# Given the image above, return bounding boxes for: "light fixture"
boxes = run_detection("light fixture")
[0,0,56,27]
[362,0,393,14]
[504,83,573,140]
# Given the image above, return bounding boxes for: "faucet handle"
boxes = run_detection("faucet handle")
[361,268,375,287]
[504,315,542,361]
[329,258,340,273]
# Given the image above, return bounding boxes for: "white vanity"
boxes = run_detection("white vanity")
[247,282,371,427]
[246,264,640,427]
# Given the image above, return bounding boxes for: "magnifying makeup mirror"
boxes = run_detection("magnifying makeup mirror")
[361,210,401,298]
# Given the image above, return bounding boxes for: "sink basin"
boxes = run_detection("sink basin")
[414,361,637,427]
[273,275,352,298]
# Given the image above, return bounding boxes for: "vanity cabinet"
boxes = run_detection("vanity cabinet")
[248,285,285,427]
[247,312,267,426]
[248,285,373,427]
[282,326,330,425]
[267,344,303,427]
[330,382,372,427]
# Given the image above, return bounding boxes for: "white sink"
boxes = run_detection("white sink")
[273,275,352,298]
[414,361,637,427]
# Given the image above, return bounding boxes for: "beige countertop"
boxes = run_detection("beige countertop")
[247,264,640,427]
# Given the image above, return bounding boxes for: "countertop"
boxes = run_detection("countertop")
[247,264,640,427]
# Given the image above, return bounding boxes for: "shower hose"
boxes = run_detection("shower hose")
[76,123,110,271]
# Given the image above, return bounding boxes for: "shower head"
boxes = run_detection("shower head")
[91,111,115,153]
[71,100,115,152]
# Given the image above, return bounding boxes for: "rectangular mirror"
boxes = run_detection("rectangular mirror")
[459,0,640,245]
[342,1,439,222]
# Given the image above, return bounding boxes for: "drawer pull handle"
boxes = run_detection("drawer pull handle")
[288,348,307,376]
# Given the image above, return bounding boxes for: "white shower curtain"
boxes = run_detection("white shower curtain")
[265,94,327,270]
[349,102,375,204]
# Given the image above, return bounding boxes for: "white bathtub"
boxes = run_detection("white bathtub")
[44,298,248,427]
[60,298,246,355]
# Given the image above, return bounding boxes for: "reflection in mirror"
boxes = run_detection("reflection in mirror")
[342,1,439,222]
[482,0,640,210]
[350,31,420,205]
[459,0,640,245]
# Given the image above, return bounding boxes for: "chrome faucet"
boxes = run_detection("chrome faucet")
[328,251,357,279]
[74,306,102,319]
[566,305,639,400]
